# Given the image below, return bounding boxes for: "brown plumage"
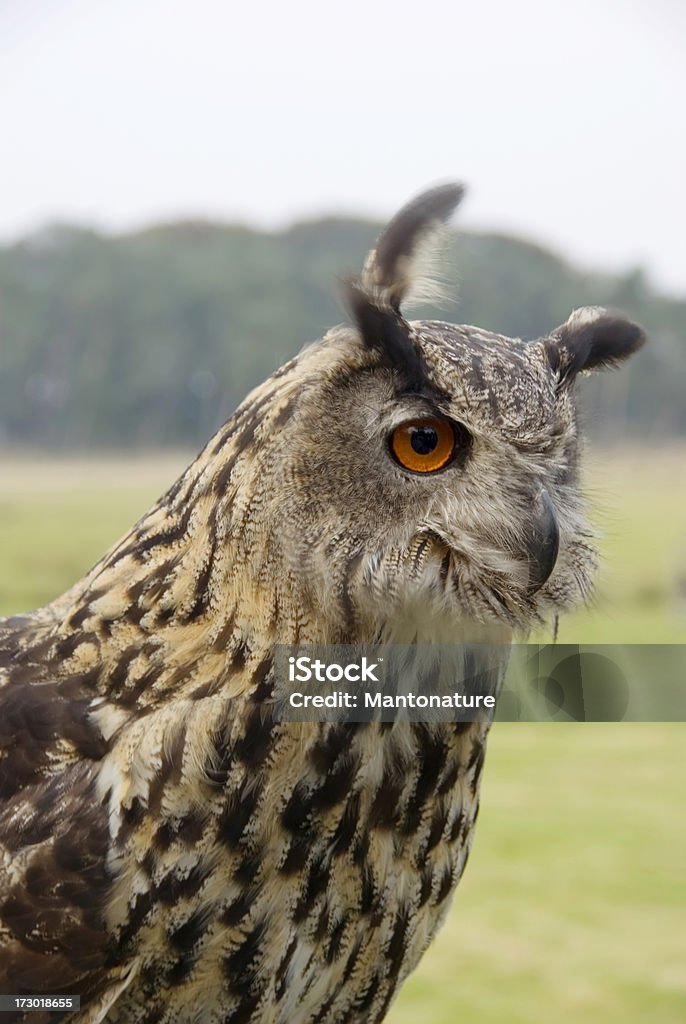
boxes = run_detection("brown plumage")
[0,185,645,1023]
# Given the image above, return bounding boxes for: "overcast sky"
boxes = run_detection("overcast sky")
[1,0,684,293]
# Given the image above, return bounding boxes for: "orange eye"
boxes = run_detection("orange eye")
[390,417,457,473]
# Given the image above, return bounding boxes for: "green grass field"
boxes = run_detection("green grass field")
[1,447,684,1021]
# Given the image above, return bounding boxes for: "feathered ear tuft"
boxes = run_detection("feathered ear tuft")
[342,183,464,389]
[354,183,465,314]
[546,306,647,382]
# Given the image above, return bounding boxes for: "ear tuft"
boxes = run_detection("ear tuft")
[548,306,647,380]
[352,183,465,315]
[342,183,464,388]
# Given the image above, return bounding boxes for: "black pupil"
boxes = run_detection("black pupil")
[410,426,438,456]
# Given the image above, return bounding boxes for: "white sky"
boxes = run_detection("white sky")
[1,0,684,293]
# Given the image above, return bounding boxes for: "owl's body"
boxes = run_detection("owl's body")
[0,186,644,1023]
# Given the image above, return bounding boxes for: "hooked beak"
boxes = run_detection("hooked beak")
[524,489,560,594]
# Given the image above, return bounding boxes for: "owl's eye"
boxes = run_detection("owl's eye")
[390,417,457,473]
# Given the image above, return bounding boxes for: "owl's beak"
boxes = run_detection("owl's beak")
[525,489,560,594]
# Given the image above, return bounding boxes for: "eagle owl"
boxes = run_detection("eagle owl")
[0,185,644,1023]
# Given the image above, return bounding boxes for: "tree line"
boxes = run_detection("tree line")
[0,216,683,448]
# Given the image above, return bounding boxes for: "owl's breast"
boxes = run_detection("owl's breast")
[101,714,488,1024]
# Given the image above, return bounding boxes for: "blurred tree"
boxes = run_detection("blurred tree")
[0,218,683,448]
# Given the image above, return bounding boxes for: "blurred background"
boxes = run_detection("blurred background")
[0,1,684,1020]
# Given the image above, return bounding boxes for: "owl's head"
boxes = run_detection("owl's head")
[210,185,645,643]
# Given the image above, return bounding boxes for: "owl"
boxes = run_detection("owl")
[0,184,645,1023]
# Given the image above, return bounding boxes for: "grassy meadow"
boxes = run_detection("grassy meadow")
[0,446,685,1021]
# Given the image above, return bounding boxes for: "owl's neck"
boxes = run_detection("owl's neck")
[34,457,364,707]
